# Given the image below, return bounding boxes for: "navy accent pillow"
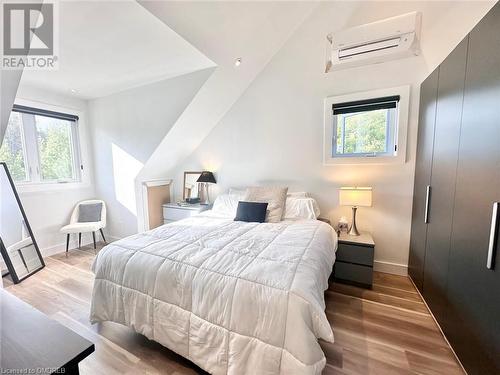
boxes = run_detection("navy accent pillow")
[234,201,268,223]
[78,203,103,223]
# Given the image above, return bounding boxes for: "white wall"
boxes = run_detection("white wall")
[88,68,213,239]
[1,67,213,262]
[169,1,495,275]
[2,67,214,259]
[13,85,97,255]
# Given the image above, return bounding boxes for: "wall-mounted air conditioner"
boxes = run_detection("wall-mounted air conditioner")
[326,12,422,72]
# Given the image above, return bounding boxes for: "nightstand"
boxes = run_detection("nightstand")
[162,203,209,224]
[334,232,374,288]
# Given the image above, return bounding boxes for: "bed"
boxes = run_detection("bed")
[90,209,337,374]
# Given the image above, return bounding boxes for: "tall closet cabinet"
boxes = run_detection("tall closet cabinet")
[409,3,500,374]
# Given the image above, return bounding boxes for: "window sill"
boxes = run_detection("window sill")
[16,181,92,195]
[323,154,405,165]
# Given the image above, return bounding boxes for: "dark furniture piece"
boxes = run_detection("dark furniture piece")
[409,3,500,373]
[0,289,94,374]
[334,232,374,288]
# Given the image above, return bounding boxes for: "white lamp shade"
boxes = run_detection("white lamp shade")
[339,187,372,207]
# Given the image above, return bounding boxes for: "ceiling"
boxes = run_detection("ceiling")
[19,0,215,100]
[136,0,321,182]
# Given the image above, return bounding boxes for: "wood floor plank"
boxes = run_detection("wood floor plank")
[326,295,447,346]
[329,284,428,313]
[322,364,350,375]
[4,245,463,375]
[329,314,455,362]
[341,348,416,375]
[372,272,416,291]
[370,283,421,301]
[405,351,464,375]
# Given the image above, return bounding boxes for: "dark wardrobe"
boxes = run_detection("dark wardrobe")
[409,3,500,374]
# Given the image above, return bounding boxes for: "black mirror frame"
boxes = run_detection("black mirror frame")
[0,162,45,284]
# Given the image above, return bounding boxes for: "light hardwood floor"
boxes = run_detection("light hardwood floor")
[4,244,464,375]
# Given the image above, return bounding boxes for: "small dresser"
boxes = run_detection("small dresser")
[334,232,375,288]
[162,203,208,224]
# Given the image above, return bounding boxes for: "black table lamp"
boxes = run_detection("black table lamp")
[197,171,216,205]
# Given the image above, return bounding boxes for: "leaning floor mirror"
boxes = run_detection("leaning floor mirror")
[0,162,44,284]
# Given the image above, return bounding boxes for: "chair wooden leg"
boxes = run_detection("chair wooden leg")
[66,234,70,256]
[92,232,97,253]
[78,233,82,249]
[99,228,107,244]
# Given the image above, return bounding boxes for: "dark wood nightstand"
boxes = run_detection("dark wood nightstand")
[334,232,374,288]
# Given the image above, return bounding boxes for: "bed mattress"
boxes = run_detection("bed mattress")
[90,212,337,374]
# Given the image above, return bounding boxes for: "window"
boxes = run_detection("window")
[0,111,28,182]
[333,96,399,157]
[0,105,81,184]
[324,86,410,164]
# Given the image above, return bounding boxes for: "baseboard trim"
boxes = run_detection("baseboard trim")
[41,234,122,258]
[373,260,408,276]
[41,238,95,257]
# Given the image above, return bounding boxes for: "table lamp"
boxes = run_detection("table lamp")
[339,187,372,236]
[196,171,217,205]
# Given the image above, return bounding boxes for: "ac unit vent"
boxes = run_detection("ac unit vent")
[326,12,421,71]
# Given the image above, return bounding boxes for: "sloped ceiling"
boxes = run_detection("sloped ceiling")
[134,0,325,229]
[136,0,325,179]
[135,0,496,231]
[19,0,215,99]
[138,0,496,184]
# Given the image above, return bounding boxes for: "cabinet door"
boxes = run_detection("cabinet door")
[422,37,468,326]
[408,68,438,291]
[446,4,500,373]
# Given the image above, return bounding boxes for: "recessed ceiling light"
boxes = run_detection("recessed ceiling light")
[70,89,77,94]
[234,58,242,67]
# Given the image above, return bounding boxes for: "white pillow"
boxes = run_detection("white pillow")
[283,197,320,220]
[287,191,309,198]
[228,188,246,199]
[212,193,240,217]
[244,186,288,223]
[233,188,307,199]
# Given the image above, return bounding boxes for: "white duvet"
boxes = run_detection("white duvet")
[90,212,337,374]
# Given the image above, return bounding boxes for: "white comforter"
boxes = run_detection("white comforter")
[90,212,337,374]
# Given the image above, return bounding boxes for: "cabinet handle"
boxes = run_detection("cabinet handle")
[487,202,499,270]
[424,185,431,224]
